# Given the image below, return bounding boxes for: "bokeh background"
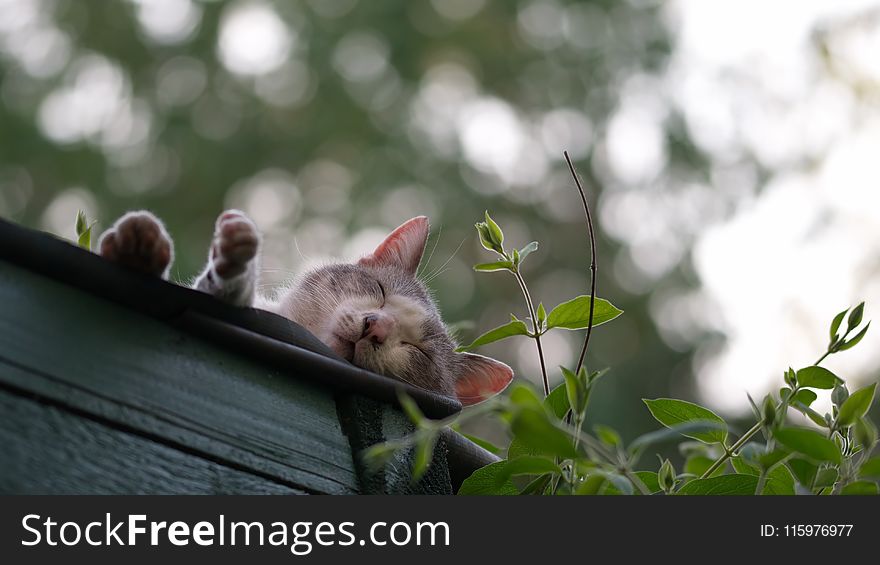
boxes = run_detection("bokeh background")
[2,0,879,448]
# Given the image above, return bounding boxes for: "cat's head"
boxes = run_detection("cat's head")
[296,217,513,406]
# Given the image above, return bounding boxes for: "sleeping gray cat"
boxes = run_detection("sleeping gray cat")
[97,210,513,405]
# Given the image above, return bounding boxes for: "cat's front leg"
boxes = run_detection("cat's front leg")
[98,211,174,279]
[193,210,260,307]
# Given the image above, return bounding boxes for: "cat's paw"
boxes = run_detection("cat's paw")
[99,211,173,278]
[210,210,260,279]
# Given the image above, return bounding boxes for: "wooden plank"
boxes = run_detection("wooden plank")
[0,263,358,494]
[0,389,303,494]
[381,404,453,495]
[336,396,452,494]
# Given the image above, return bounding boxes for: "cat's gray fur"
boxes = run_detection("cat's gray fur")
[98,210,512,404]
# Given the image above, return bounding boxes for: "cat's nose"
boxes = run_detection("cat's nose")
[362,313,394,344]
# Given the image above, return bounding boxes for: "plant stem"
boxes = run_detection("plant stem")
[623,469,652,496]
[698,343,841,482]
[572,414,585,451]
[564,151,598,375]
[573,430,619,465]
[700,421,763,479]
[816,325,854,366]
[755,472,768,495]
[513,269,550,396]
[814,350,832,366]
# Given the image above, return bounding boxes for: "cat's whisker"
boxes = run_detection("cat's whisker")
[293,237,310,262]
[417,224,442,278]
[419,237,466,284]
[422,268,449,285]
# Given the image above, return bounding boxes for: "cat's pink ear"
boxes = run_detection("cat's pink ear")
[454,353,514,406]
[359,216,429,275]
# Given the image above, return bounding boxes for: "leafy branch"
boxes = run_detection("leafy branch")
[363,154,879,497]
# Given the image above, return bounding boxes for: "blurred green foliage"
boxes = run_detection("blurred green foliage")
[0,0,712,448]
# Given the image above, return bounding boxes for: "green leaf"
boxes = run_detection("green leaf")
[773,428,841,464]
[75,209,87,235]
[598,472,633,495]
[677,474,760,495]
[412,434,437,482]
[75,210,96,250]
[518,241,538,263]
[546,295,623,331]
[519,474,552,495]
[847,301,865,332]
[678,440,711,458]
[497,456,562,483]
[854,417,878,448]
[840,481,879,495]
[793,389,817,407]
[830,308,847,342]
[561,366,588,416]
[361,442,400,472]
[484,211,504,249]
[643,398,728,444]
[460,433,501,456]
[508,384,544,411]
[762,395,777,426]
[795,366,841,390]
[784,368,797,387]
[473,261,514,272]
[543,382,571,420]
[731,456,759,476]
[576,474,607,495]
[507,384,570,460]
[595,425,621,447]
[733,457,795,494]
[632,471,660,494]
[761,466,796,495]
[787,458,818,488]
[79,228,92,249]
[629,421,727,455]
[458,461,519,495]
[510,408,579,459]
[837,383,876,428]
[757,448,790,471]
[475,222,499,253]
[737,442,764,464]
[397,392,425,426]
[831,384,849,408]
[838,322,870,352]
[684,455,718,478]
[747,392,762,421]
[658,458,676,492]
[858,457,880,479]
[588,368,608,384]
[455,318,530,352]
[791,402,829,428]
[814,468,838,488]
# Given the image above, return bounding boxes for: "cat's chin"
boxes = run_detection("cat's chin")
[332,336,384,374]
[328,334,356,362]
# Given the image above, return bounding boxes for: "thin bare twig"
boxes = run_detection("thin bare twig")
[564,151,597,375]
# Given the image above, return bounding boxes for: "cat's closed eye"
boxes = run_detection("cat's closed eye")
[376,280,386,305]
[403,342,431,361]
